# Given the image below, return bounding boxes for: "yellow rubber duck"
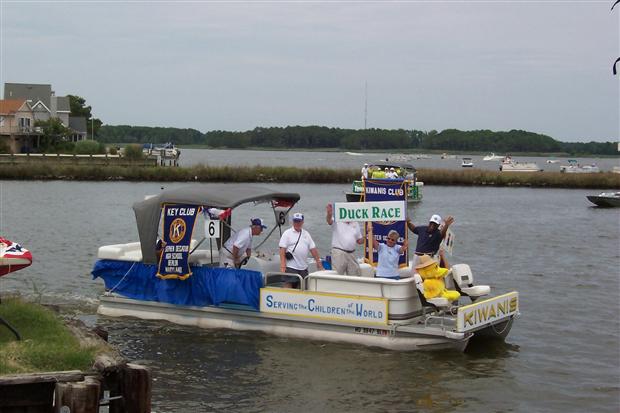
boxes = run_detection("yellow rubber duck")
[415,255,460,302]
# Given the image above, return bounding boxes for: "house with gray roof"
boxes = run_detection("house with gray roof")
[2,82,92,151]
[4,83,71,127]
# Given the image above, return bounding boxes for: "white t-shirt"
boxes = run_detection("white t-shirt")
[223,226,252,256]
[331,221,362,252]
[279,227,316,270]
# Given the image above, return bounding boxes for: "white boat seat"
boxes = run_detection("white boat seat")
[450,264,490,297]
[426,297,450,307]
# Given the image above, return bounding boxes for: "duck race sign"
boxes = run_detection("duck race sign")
[332,201,406,222]
[260,288,388,325]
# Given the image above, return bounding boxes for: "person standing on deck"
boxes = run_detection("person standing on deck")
[279,213,323,288]
[325,203,364,276]
[406,214,454,265]
[361,163,369,179]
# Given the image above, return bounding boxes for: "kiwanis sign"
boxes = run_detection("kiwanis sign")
[333,201,406,222]
[456,292,519,333]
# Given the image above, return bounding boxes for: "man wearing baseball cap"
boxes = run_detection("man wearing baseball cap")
[406,214,454,259]
[279,212,323,288]
[220,218,266,268]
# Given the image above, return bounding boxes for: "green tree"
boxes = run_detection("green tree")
[67,95,103,138]
[34,118,71,152]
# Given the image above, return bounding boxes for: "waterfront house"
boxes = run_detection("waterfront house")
[0,99,41,153]
[2,83,88,152]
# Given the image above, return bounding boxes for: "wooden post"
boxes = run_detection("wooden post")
[54,376,100,413]
[110,364,151,413]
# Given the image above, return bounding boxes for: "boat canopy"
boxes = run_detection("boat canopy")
[133,185,300,264]
[368,162,416,172]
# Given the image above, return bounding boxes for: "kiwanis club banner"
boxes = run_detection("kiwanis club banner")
[157,204,200,280]
[363,179,408,267]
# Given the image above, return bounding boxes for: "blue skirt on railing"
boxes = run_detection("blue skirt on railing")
[92,260,263,310]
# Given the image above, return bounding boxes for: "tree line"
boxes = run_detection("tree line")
[96,125,618,156]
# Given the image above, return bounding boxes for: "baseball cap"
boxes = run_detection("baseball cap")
[292,213,304,222]
[251,218,267,229]
[429,214,442,225]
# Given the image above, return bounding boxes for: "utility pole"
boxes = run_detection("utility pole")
[364,81,368,130]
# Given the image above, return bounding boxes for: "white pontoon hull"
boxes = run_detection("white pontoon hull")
[98,294,471,352]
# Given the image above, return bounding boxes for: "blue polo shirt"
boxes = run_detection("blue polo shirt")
[413,225,442,254]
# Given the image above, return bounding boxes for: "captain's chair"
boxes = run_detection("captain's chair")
[450,264,490,301]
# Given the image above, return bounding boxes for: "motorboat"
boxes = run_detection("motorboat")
[0,237,32,277]
[142,142,180,159]
[586,191,620,207]
[546,159,560,164]
[440,153,457,160]
[461,158,474,168]
[482,153,503,161]
[560,160,600,174]
[346,162,423,203]
[92,184,519,352]
[499,156,542,173]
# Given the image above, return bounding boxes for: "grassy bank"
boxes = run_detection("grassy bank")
[0,164,618,188]
[0,297,102,375]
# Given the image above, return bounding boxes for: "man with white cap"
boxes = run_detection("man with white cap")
[361,163,369,179]
[220,218,267,268]
[406,214,454,260]
[325,203,364,276]
[279,212,323,288]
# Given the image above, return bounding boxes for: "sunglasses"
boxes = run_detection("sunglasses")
[387,238,398,242]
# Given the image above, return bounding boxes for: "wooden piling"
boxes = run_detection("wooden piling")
[54,376,101,413]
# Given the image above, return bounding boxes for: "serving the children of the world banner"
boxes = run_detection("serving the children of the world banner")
[363,178,408,267]
[157,204,200,280]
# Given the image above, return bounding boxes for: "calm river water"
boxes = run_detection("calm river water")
[0,178,618,412]
[180,148,620,172]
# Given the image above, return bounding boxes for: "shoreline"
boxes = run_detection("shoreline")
[0,164,618,189]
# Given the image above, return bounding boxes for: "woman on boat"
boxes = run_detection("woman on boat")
[372,230,408,280]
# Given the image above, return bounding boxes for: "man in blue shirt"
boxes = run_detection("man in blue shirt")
[406,214,454,258]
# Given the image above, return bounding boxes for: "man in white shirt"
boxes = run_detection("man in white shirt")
[325,203,363,276]
[220,218,266,268]
[279,212,323,288]
[361,163,369,179]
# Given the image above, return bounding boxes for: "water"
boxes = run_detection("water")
[1,180,618,412]
[179,148,620,173]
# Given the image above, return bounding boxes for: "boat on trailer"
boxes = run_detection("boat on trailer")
[93,185,519,352]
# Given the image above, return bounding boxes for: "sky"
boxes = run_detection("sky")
[0,0,618,142]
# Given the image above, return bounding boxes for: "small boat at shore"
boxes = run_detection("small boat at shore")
[483,153,503,161]
[586,191,620,207]
[461,158,474,168]
[499,156,542,173]
[0,237,32,277]
[93,184,519,352]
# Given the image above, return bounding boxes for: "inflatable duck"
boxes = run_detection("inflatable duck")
[414,255,460,302]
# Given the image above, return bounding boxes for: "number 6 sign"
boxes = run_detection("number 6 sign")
[204,219,220,239]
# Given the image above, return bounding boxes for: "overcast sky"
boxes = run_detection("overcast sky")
[1,1,618,142]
